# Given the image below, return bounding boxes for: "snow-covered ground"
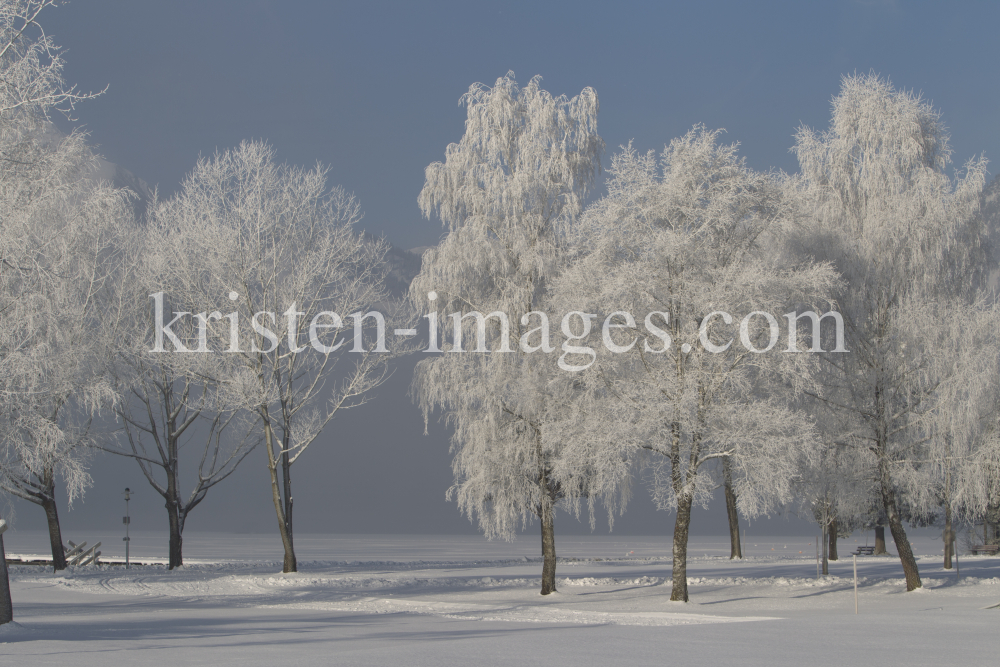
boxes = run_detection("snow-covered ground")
[2,532,997,665]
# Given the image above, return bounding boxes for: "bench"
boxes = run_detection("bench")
[851,546,876,556]
[66,540,102,566]
[970,544,999,556]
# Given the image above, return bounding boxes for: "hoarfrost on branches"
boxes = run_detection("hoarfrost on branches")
[0,0,117,619]
[106,214,257,570]
[550,127,838,601]
[156,140,401,573]
[789,73,994,589]
[412,72,603,595]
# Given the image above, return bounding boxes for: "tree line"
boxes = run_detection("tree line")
[411,72,1000,600]
[1,1,999,627]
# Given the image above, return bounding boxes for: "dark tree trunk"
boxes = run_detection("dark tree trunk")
[280,426,296,573]
[670,492,694,602]
[722,457,741,560]
[167,500,183,569]
[282,446,294,563]
[0,533,12,625]
[41,496,67,571]
[870,380,920,589]
[886,513,921,590]
[874,525,887,555]
[878,457,921,590]
[828,517,838,561]
[263,419,297,573]
[164,452,184,570]
[540,500,556,595]
[944,450,953,569]
[821,518,829,575]
[943,500,953,570]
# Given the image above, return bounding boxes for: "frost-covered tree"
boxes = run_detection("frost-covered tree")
[105,220,258,570]
[0,162,131,571]
[0,0,109,591]
[790,74,990,590]
[0,0,101,123]
[940,176,1000,564]
[793,435,875,573]
[922,306,1000,568]
[551,129,837,601]
[156,141,397,573]
[412,72,602,595]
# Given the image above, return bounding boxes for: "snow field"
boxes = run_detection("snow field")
[2,534,998,665]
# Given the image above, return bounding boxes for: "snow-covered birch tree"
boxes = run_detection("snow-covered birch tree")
[946,176,1000,561]
[919,302,1000,568]
[411,72,603,595]
[155,140,398,573]
[790,74,990,590]
[0,161,132,571]
[551,129,838,602]
[0,0,110,591]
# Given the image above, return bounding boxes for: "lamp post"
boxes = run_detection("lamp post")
[123,487,131,569]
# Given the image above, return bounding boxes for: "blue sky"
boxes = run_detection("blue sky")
[46,0,999,251]
[10,0,996,541]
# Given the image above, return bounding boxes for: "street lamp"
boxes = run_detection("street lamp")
[123,487,131,569]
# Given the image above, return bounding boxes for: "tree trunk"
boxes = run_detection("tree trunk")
[828,517,838,561]
[943,498,953,570]
[821,514,829,575]
[878,457,921,590]
[167,500,183,569]
[870,379,920,589]
[263,418,296,572]
[282,443,294,566]
[874,525,887,555]
[722,457,742,560]
[944,447,953,569]
[41,496,67,571]
[670,492,694,602]
[540,500,556,595]
[886,513,921,590]
[164,452,184,569]
[0,532,11,625]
